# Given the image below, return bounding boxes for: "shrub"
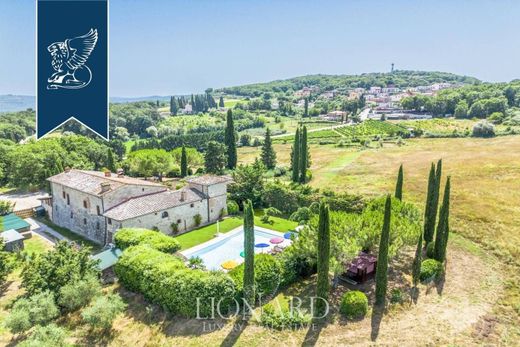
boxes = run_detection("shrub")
[194,213,202,227]
[114,228,181,253]
[227,200,239,215]
[0,200,15,215]
[18,324,67,347]
[420,259,444,282]
[472,120,495,137]
[58,275,102,311]
[229,254,282,301]
[290,207,312,223]
[5,291,59,334]
[260,298,311,330]
[81,293,126,330]
[170,222,179,234]
[115,245,236,318]
[426,242,435,258]
[339,291,368,319]
[390,288,404,304]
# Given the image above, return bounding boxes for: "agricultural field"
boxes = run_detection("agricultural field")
[393,118,477,137]
[158,114,223,131]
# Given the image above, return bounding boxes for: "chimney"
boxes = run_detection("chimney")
[64,167,71,173]
[100,182,111,193]
[104,170,111,177]
[116,168,124,178]
[180,190,186,202]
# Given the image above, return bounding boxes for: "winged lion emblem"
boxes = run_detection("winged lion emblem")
[47,28,98,90]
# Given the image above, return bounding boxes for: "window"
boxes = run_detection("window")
[66,194,70,205]
[62,191,66,199]
[83,218,87,225]
[96,206,101,216]
[83,200,88,208]
[96,222,100,230]
[70,211,73,218]
[161,211,169,218]
[190,203,194,208]
[107,218,112,225]
[177,219,181,224]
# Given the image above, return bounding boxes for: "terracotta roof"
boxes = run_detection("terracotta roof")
[186,175,233,186]
[47,170,162,196]
[103,188,206,221]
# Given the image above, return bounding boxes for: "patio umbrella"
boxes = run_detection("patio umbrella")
[284,232,296,240]
[221,260,238,270]
[255,243,270,248]
[240,251,245,257]
[270,237,284,244]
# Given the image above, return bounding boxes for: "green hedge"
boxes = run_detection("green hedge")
[115,245,235,318]
[229,254,282,301]
[339,290,368,319]
[420,259,443,282]
[114,228,181,253]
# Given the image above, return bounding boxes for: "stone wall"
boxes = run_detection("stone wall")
[50,182,106,244]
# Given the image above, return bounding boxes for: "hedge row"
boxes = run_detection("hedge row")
[229,254,282,301]
[115,245,235,318]
[114,228,181,253]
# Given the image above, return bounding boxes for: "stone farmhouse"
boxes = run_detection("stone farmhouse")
[41,169,231,245]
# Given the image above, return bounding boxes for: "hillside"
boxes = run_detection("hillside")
[215,70,481,97]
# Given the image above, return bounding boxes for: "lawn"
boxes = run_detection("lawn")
[174,213,298,251]
[23,234,52,256]
[174,217,243,250]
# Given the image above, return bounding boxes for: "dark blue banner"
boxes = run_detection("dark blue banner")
[37,0,108,139]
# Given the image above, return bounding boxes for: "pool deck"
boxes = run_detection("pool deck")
[180,225,287,258]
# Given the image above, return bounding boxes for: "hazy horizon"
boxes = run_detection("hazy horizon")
[1,0,520,96]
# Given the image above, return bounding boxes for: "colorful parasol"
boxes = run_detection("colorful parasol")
[270,237,284,244]
[255,243,270,248]
[284,232,296,240]
[221,260,238,270]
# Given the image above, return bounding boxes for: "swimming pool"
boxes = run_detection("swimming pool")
[181,226,292,271]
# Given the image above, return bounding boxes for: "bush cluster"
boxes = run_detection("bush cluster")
[229,254,282,301]
[226,200,239,215]
[114,228,181,253]
[420,259,444,282]
[339,290,368,319]
[260,299,311,330]
[115,245,236,318]
[5,291,59,334]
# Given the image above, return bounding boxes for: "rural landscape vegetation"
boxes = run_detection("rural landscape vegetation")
[1,70,520,346]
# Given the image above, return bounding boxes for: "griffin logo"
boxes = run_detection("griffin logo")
[47,28,98,90]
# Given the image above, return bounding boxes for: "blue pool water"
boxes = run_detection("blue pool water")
[181,228,290,271]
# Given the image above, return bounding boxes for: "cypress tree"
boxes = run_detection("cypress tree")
[299,126,308,183]
[304,98,309,117]
[260,128,276,169]
[291,128,300,182]
[412,232,423,287]
[243,200,255,310]
[423,163,436,245]
[430,159,442,237]
[224,109,237,169]
[107,149,116,172]
[395,164,404,200]
[180,145,188,178]
[219,96,225,108]
[375,195,392,305]
[434,176,451,262]
[316,203,330,316]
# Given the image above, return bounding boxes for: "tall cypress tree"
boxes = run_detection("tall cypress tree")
[412,232,423,287]
[180,145,188,178]
[375,195,392,305]
[395,164,404,200]
[299,126,308,183]
[243,200,255,310]
[291,128,300,182]
[304,98,309,117]
[224,109,237,169]
[423,163,436,245]
[434,176,451,262]
[219,96,225,108]
[316,203,330,316]
[260,128,276,170]
[430,159,442,238]
[107,148,116,172]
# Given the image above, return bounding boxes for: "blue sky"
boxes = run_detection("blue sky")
[1,0,519,96]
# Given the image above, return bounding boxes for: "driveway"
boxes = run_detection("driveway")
[26,217,69,245]
[0,191,50,211]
